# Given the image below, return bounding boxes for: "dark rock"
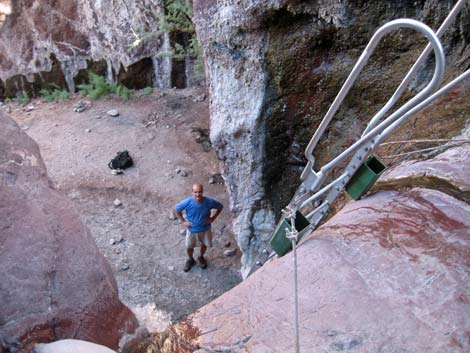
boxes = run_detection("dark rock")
[223,248,237,257]
[0,112,137,351]
[209,173,224,185]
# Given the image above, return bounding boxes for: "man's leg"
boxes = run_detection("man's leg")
[199,244,206,257]
[184,232,196,272]
[198,244,207,269]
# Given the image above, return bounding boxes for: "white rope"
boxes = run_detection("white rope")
[284,206,301,353]
[292,237,300,353]
[380,140,470,159]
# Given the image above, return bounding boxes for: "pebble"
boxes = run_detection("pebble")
[179,229,186,235]
[95,115,101,119]
[224,241,231,247]
[107,109,119,117]
[111,169,123,175]
[73,102,87,113]
[256,261,263,266]
[85,128,91,133]
[25,105,35,112]
[114,248,121,254]
[209,173,224,184]
[180,171,188,177]
[175,168,181,174]
[121,263,130,271]
[110,238,116,245]
[113,199,122,207]
[168,212,176,220]
[193,94,206,102]
[168,266,175,271]
[262,249,269,255]
[223,248,237,257]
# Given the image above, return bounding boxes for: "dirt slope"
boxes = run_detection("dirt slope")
[5,87,242,328]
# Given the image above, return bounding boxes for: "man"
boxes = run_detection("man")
[175,183,223,272]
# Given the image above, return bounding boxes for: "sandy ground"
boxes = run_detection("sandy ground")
[5,87,242,329]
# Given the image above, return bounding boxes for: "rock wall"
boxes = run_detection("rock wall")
[0,0,200,98]
[0,112,138,352]
[192,0,470,277]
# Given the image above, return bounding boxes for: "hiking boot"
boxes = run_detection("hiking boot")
[183,258,195,272]
[198,256,207,269]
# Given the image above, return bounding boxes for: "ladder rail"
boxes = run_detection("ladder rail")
[363,0,468,135]
[301,18,445,187]
[299,68,470,225]
[299,19,445,196]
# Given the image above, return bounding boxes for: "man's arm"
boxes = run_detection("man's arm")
[208,204,223,224]
[175,209,192,228]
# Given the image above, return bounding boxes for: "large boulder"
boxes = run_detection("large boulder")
[0,112,138,352]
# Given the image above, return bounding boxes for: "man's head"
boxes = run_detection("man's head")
[192,183,204,202]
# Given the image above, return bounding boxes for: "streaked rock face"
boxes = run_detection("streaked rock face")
[0,112,137,352]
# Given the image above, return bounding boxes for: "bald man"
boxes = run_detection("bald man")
[175,183,223,272]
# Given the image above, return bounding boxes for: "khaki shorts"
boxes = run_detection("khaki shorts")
[185,229,212,249]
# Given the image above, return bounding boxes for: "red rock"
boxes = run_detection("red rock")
[0,112,137,352]
[380,143,470,196]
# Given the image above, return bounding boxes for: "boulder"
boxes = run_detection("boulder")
[378,142,470,201]
[0,112,138,352]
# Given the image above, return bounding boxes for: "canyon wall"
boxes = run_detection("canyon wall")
[192,0,469,277]
[0,0,200,98]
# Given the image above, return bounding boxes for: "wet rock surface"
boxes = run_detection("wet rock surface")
[0,113,137,352]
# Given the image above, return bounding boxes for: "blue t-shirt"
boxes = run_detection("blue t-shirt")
[175,196,223,233]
